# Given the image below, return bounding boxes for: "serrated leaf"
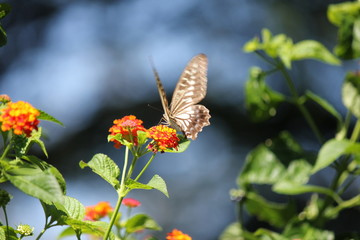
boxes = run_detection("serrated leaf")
[58,219,114,239]
[342,72,360,118]
[125,175,169,197]
[21,155,66,193]
[80,153,120,189]
[38,109,64,126]
[4,168,64,204]
[292,40,340,65]
[147,174,169,197]
[55,196,85,221]
[312,139,360,173]
[125,214,162,233]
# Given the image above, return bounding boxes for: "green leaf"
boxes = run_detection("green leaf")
[254,228,289,240]
[58,220,114,239]
[125,175,169,197]
[20,155,66,193]
[137,130,148,145]
[13,127,48,157]
[312,139,360,173]
[0,226,18,240]
[80,153,120,189]
[0,3,10,47]
[0,4,10,20]
[147,174,169,197]
[245,191,296,228]
[239,131,313,186]
[328,2,360,27]
[342,72,360,118]
[55,196,85,221]
[245,67,285,122]
[220,222,256,240]
[38,109,64,126]
[283,222,334,240]
[4,167,64,204]
[328,1,360,59]
[125,214,162,233]
[164,135,191,153]
[305,91,343,132]
[292,40,340,65]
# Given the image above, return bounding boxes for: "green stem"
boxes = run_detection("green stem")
[104,146,130,240]
[134,153,156,182]
[0,142,11,160]
[2,206,9,240]
[350,119,360,142]
[106,194,124,240]
[255,51,278,66]
[278,62,323,143]
[126,156,138,179]
[35,227,47,240]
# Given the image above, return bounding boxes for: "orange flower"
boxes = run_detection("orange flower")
[0,101,40,137]
[166,229,192,240]
[122,198,141,208]
[109,115,146,148]
[147,125,180,153]
[85,201,113,221]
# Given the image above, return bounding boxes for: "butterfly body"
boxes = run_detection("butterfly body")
[153,54,210,140]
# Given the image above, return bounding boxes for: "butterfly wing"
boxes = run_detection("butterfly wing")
[169,54,210,140]
[172,104,210,140]
[152,63,172,122]
[170,54,208,114]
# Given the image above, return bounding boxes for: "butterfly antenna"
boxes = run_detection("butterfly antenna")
[149,57,163,86]
[147,104,162,112]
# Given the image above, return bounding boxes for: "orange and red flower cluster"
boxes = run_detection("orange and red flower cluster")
[147,125,179,153]
[108,115,180,152]
[0,100,40,137]
[166,229,192,240]
[122,198,141,208]
[109,115,147,148]
[85,201,113,221]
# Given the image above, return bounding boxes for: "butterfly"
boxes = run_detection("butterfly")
[152,53,210,140]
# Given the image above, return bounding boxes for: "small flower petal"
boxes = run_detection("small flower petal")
[85,201,113,221]
[166,229,192,240]
[122,198,141,208]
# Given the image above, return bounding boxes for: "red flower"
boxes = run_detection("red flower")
[0,101,40,137]
[109,115,146,148]
[166,229,192,240]
[122,198,141,208]
[147,125,180,153]
[85,201,113,221]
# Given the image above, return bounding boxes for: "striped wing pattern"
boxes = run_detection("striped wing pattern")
[153,54,210,140]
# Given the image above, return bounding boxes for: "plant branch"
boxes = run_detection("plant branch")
[278,61,324,143]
